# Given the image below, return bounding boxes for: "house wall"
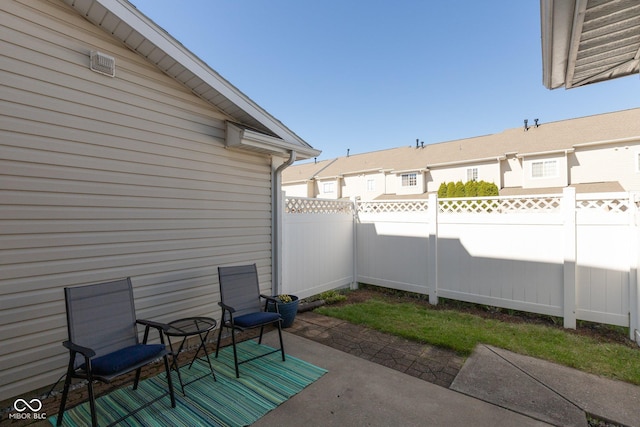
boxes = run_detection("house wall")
[395,171,426,195]
[521,153,569,189]
[341,172,385,201]
[282,182,310,198]
[571,141,640,190]
[501,156,523,188]
[426,162,501,193]
[1,0,275,401]
[317,178,340,199]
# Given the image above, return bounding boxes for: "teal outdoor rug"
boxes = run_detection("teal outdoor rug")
[49,341,327,426]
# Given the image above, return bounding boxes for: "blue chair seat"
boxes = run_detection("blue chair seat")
[234,312,281,328]
[85,344,165,376]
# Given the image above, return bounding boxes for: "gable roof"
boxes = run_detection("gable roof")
[283,108,640,182]
[62,0,320,159]
[541,0,640,89]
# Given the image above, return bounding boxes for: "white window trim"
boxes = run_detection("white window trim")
[531,159,558,179]
[467,167,478,182]
[323,182,335,193]
[367,179,376,191]
[401,173,417,187]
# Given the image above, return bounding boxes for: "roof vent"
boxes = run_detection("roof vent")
[90,51,115,77]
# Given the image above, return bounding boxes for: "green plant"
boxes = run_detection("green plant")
[437,182,448,198]
[320,290,347,304]
[277,294,293,303]
[437,180,499,198]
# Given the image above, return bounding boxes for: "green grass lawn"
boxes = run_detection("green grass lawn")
[316,297,640,385]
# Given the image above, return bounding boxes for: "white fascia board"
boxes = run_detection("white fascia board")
[97,0,317,152]
[540,0,575,89]
[516,148,575,158]
[393,168,428,175]
[340,168,384,176]
[226,122,321,158]
[572,136,640,148]
[427,156,502,168]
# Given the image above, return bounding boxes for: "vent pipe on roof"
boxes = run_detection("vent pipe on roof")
[347,148,350,157]
[421,141,424,149]
[534,118,539,128]
[524,119,529,131]
[416,139,419,149]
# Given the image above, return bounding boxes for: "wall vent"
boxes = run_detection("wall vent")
[90,51,115,77]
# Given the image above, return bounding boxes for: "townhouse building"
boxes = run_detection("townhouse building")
[283,108,640,200]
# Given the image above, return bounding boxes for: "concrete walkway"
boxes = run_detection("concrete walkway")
[257,332,548,427]
[281,311,640,427]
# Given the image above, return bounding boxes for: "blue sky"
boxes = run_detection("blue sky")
[131,0,639,162]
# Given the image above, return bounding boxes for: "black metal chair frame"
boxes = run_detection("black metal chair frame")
[57,278,176,427]
[215,264,285,378]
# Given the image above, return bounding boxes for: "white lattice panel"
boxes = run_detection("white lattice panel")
[285,198,353,214]
[357,200,429,214]
[576,197,630,213]
[438,196,562,214]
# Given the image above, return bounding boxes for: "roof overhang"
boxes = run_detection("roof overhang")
[226,122,320,158]
[61,0,320,159]
[541,0,640,89]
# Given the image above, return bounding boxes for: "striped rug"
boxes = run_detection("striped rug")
[49,340,327,426]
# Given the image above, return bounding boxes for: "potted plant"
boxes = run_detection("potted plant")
[268,294,299,328]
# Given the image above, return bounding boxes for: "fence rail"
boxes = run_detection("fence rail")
[282,190,640,345]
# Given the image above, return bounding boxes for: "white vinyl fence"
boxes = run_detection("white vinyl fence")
[281,197,356,298]
[283,189,640,344]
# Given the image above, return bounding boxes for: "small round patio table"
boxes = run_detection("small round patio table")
[165,317,217,395]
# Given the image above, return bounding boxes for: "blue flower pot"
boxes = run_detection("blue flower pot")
[268,296,299,328]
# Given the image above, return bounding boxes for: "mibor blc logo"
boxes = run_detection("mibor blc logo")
[8,398,47,421]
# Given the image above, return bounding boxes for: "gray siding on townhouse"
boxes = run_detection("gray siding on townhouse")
[1,0,273,400]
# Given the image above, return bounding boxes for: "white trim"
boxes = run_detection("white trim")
[428,156,503,168]
[573,136,640,149]
[517,148,574,158]
[531,159,559,179]
[226,122,320,158]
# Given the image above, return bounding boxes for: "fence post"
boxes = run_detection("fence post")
[563,187,577,329]
[351,196,358,291]
[428,193,438,305]
[629,192,640,346]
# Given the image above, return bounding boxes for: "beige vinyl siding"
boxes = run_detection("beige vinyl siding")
[1,0,274,401]
[571,142,640,191]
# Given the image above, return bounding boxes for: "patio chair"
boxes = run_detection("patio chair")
[57,278,175,427]
[215,264,285,377]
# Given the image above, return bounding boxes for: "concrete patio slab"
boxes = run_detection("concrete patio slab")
[257,332,549,427]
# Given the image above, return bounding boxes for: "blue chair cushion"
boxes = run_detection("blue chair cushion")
[85,344,165,376]
[234,311,281,328]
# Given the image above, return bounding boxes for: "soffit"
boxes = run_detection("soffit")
[542,0,640,89]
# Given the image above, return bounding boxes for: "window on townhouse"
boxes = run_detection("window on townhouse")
[401,173,417,187]
[531,160,558,178]
[367,179,375,191]
[323,182,335,193]
[467,168,478,182]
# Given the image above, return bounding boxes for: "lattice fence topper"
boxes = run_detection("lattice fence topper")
[285,197,354,214]
[438,196,563,214]
[576,196,631,213]
[357,200,430,213]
